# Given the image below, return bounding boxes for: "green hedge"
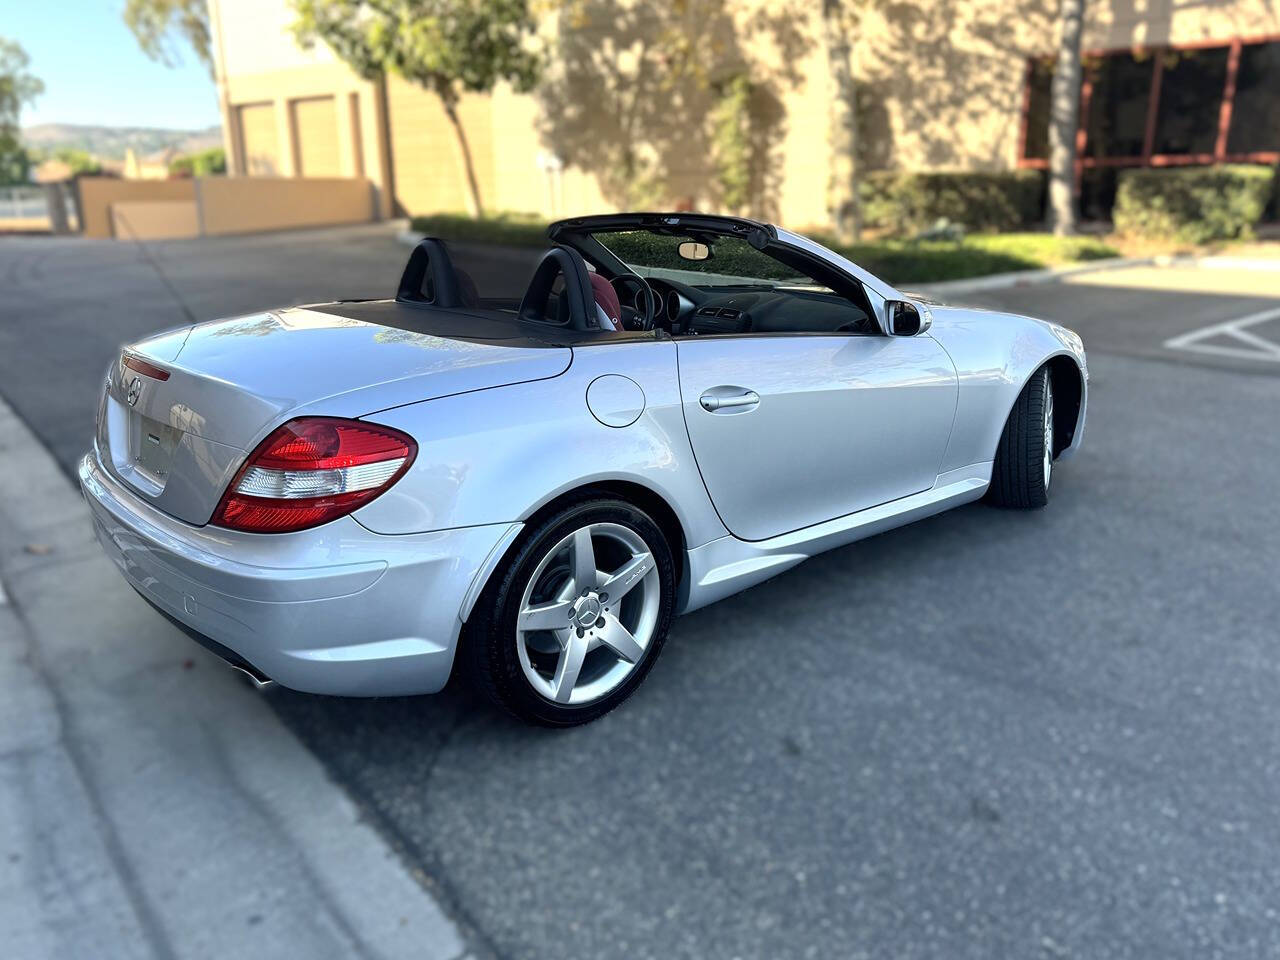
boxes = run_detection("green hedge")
[169,147,227,177]
[834,234,1117,284]
[859,170,1045,233]
[410,212,548,247]
[1112,165,1275,243]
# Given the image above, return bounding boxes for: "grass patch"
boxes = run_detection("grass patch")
[408,214,1121,285]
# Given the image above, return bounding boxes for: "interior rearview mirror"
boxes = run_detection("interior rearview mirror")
[677,241,711,262]
[886,300,927,336]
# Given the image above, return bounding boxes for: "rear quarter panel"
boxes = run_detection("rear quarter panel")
[352,339,730,549]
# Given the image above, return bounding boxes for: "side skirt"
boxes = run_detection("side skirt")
[677,463,991,615]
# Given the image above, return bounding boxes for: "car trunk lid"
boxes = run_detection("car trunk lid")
[97,305,572,525]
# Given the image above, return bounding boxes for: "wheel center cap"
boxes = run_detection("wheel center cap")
[574,595,603,628]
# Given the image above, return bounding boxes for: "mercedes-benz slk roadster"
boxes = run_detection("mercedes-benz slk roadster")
[81,213,1087,725]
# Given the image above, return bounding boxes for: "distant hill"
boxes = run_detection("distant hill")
[20,123,223,161]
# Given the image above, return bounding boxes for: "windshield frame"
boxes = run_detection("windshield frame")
[552,218,880,327]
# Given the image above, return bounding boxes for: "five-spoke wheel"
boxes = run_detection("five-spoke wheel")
[467,496,674,726]
[515,522,660,705]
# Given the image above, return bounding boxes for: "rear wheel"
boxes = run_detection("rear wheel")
[988,367,1054,509]
[466,496,675,726]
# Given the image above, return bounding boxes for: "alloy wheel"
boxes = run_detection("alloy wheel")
[515,522,660,705]
[1043,377,1054,490]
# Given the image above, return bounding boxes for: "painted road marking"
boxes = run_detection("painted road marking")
[1164,306,1280,363]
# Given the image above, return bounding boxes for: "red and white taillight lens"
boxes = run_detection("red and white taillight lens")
[211,418,416,533]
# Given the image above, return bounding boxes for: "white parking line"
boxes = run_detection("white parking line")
[1163,306,1280,362]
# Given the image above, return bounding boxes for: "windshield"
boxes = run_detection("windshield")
[593,230,831,292]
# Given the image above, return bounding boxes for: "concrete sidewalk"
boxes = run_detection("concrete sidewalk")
[0,396,468,960]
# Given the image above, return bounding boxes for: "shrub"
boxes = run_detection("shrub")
[1112,165,1275,243]
[860,170,1045,233]
[823,233,1117,285]
[169,147,227,178]
[409,211,548,247]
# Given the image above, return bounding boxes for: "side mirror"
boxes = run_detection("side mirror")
[886,300,930,336]
[677,241,711,262]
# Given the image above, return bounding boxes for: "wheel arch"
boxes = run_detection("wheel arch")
[1044,354,1085,457]
[987,350,1085,462]
[460,478,688,627]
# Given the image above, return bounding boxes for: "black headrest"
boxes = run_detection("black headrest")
[517,246,599,330]
[396,237,471,308]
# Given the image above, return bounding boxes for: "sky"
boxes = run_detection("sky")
[4,0,220,130]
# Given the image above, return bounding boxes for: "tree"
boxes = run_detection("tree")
[0,37,43,186]
[539,0,730,210]
[711,75,752,214]
[50,148,103,177]
[538,0,806,214]
[122,0,213,76]
[1047,0,1085,235]
[170,146,227,177]
[821,0,863,241]
[291,0,541,217]
[824,0,885,244]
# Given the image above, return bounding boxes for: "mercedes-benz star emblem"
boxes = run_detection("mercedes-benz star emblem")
[126,376,143,407]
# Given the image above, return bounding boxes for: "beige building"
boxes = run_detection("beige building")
[208,0,1280,227]
[123,147,178,180]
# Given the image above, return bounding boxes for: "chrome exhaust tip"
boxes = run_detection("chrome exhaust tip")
[228,662,274,688]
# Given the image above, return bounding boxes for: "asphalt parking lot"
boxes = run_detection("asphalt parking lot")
[2,227,1279,959]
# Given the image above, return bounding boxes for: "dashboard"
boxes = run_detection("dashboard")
[611,275,877,337]
[612,277,693,332]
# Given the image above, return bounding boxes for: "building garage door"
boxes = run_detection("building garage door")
[237,102,279,176]
[292,96,340,177]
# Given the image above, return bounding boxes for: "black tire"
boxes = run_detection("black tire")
[465,494,676,727]
[987,367,1054,509]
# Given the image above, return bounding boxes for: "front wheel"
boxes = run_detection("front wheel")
[466,496,675,726]
[987,367,1054,509]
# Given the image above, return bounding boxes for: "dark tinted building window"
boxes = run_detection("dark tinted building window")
[1227,41,1280,154]
[1153,47,1231,155]
[1085,53,1154,157]
[1023,59,1054,159]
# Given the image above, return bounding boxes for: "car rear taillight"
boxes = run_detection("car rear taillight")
[211,418,416,533]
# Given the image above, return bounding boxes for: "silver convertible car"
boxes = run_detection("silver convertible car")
[81,213,1087,725]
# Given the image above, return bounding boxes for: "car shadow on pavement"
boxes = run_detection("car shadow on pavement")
[263,492,1057,805]
[258,493,1079,955]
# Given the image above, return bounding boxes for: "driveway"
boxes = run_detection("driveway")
[2,226,1278,959]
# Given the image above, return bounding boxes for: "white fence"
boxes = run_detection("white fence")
[0,185,79,230]
[0,186,48,220]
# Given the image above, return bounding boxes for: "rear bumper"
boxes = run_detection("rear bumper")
[79,448,515,696]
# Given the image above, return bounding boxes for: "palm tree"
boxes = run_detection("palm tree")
[1048,0,1086,235]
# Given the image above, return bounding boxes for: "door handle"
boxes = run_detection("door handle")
[699,390,759,412]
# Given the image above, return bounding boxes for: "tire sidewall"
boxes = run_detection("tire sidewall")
[988,366,1053,510]
[471,497,676,726]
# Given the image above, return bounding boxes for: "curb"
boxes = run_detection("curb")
[915,253,1280,297]
[0,394,468,960]
[1190,255,1280,272]
[911,256,1163,297]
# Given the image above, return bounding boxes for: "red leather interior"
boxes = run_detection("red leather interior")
[588,272,624,331]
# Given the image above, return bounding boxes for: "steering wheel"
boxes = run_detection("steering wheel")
[610,275,658,331]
